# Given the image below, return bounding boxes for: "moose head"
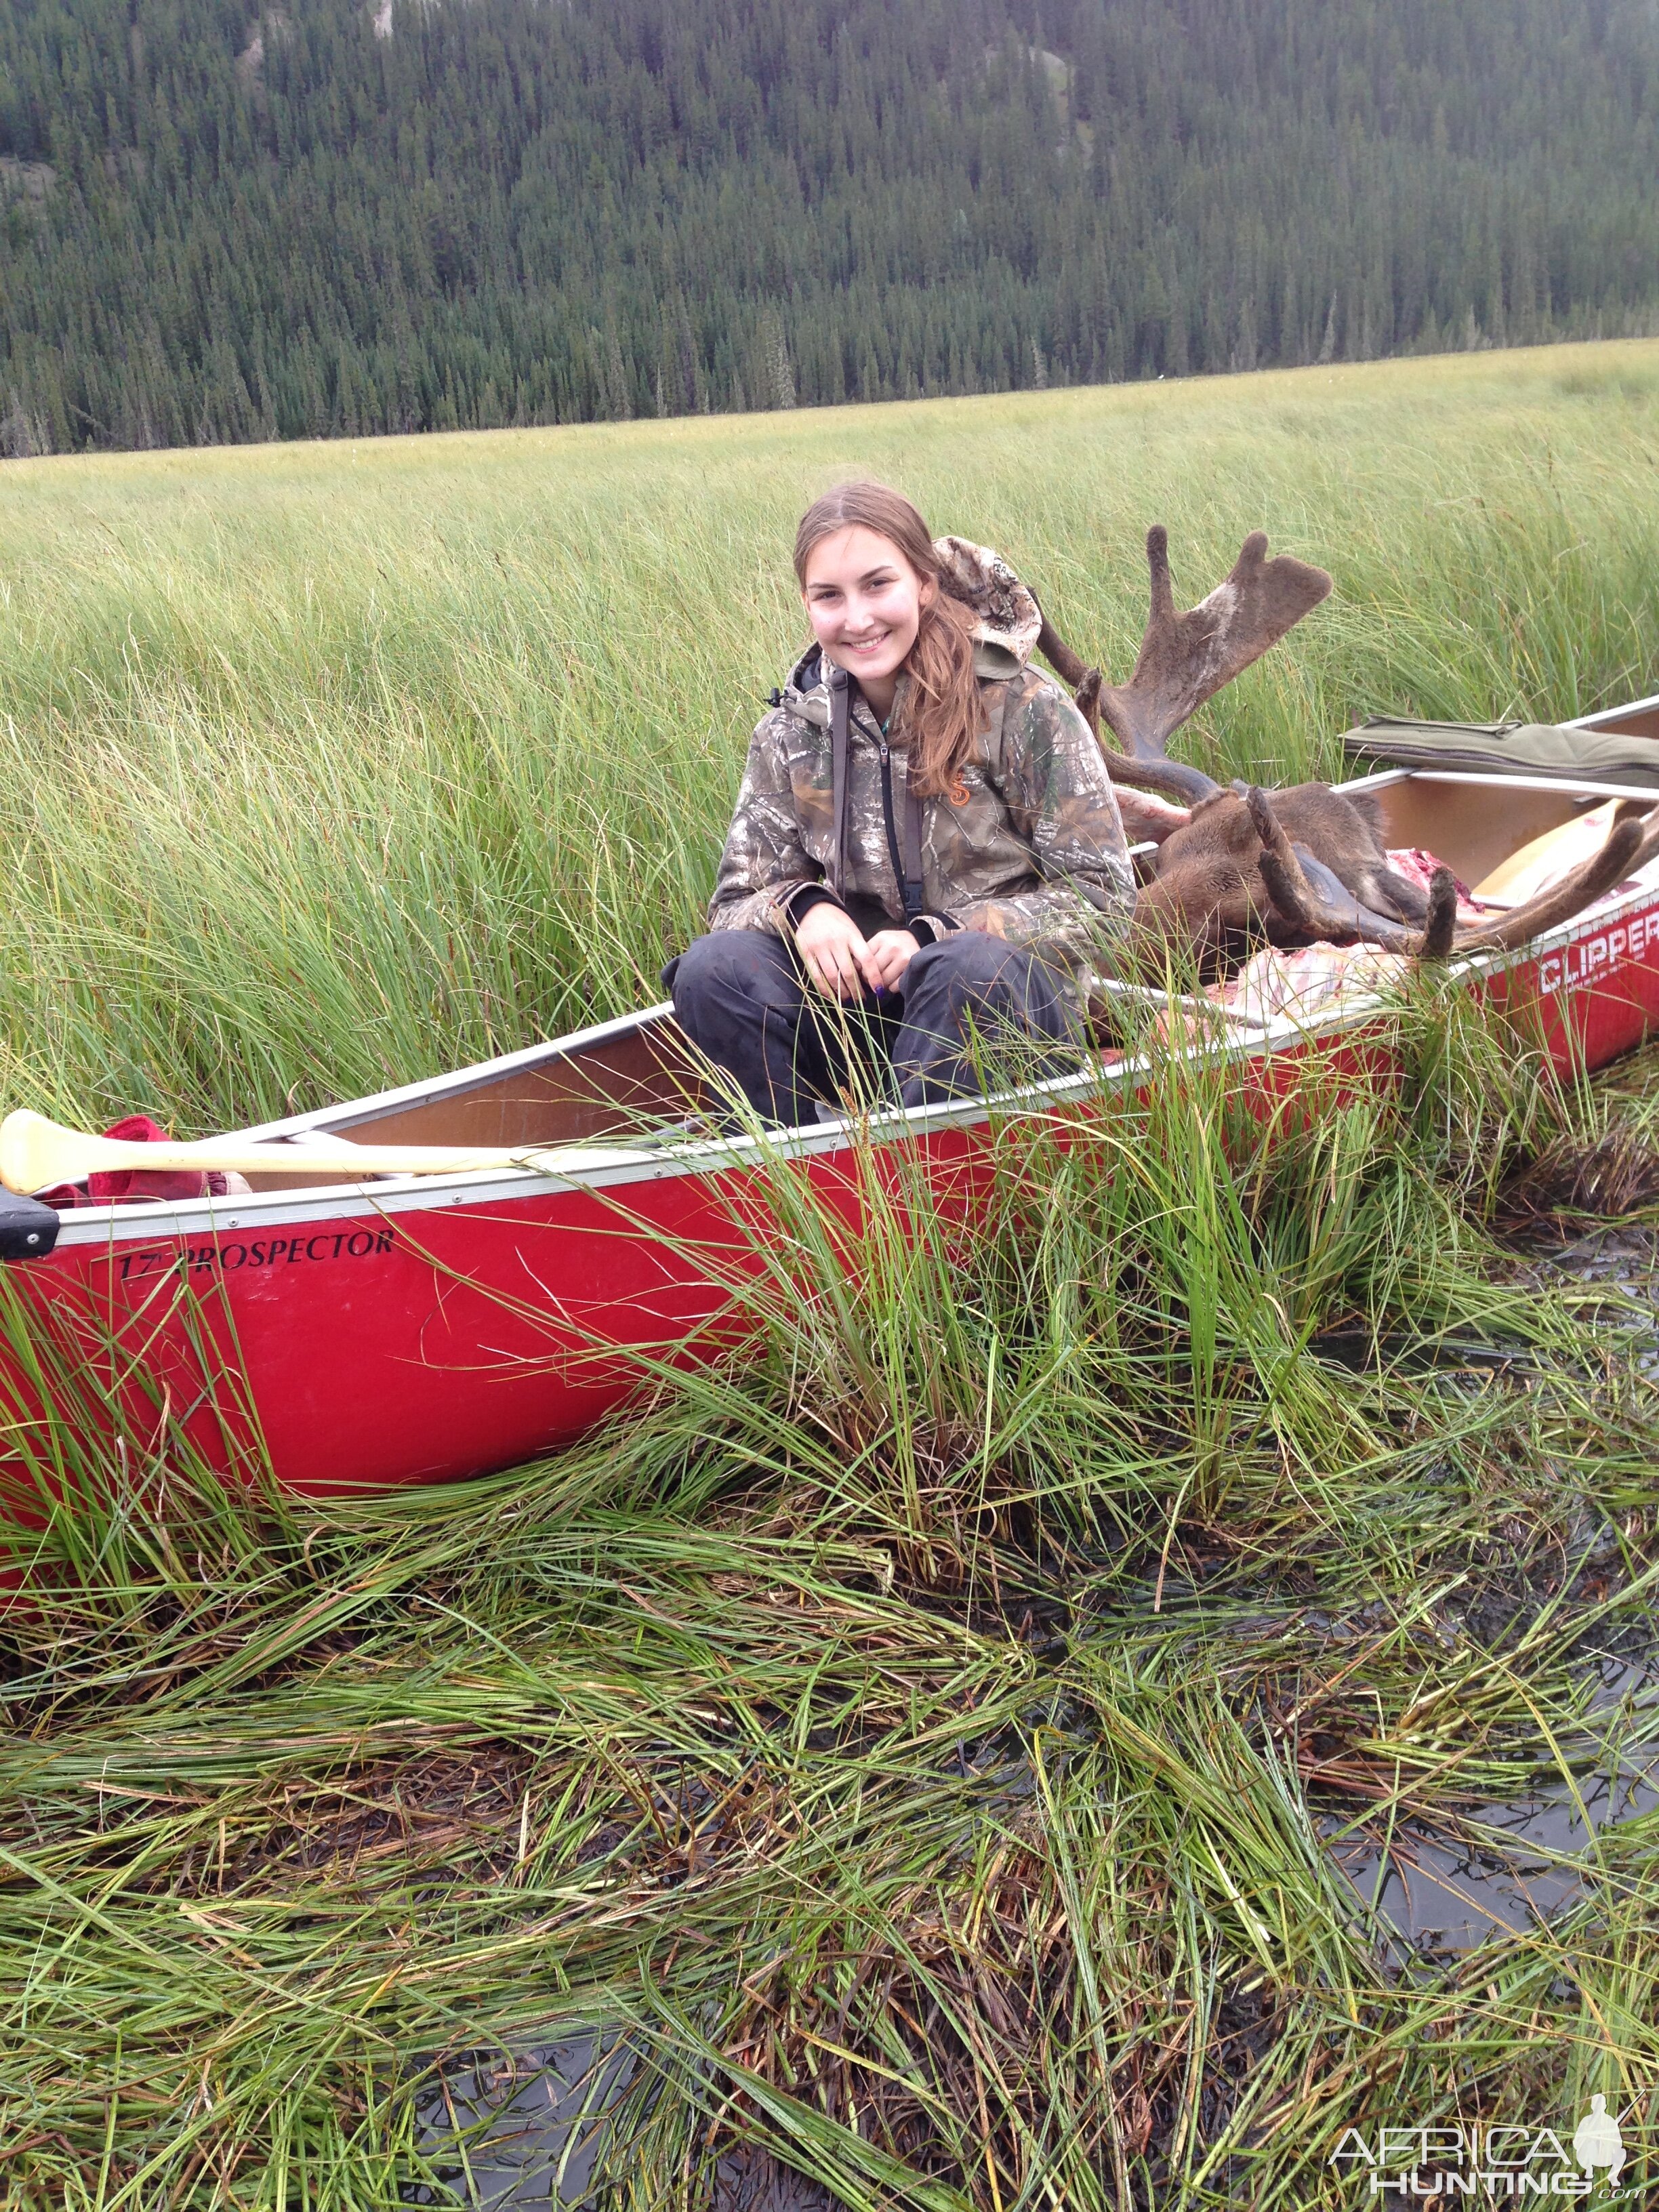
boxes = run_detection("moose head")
[1037,529,1659,972]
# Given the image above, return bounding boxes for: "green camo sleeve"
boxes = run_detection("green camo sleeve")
[948,680,1136,962]
[706,710,823,937]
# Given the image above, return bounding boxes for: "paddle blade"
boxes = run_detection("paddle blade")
[1,1109,102,1195]
[0,1110,213,1193]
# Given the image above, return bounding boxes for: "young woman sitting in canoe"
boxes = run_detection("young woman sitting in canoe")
[668,480,1151,1126]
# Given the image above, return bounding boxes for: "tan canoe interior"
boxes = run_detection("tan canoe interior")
[1368,776,1623,893]
[1583,697,1659,742]
[235,1017,711,1187]
[242,745,1657,1179]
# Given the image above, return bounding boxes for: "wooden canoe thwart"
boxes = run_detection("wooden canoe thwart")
[5,703,1659,1504]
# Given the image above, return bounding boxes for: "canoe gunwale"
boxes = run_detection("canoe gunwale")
[1568,689,1659,734]
[1340,766,1659,805]
[40,1052,1146,1246]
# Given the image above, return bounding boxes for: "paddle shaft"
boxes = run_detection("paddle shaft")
[0,1109,645,1195]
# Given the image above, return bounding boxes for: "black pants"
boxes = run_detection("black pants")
[668,928,1079,1128]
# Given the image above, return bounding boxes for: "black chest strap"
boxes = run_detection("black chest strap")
[897,750,927,921]
[828,666,851,899]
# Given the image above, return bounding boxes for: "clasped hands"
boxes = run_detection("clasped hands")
[794,902,919,999]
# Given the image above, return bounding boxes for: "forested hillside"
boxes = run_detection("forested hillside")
[1,0,1657,454]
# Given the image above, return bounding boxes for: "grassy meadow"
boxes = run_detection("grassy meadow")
[2,342,1659,2205]
[3,340,1659,1133]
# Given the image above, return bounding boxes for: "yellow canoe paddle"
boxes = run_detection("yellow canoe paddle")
[0,1108,656,1197]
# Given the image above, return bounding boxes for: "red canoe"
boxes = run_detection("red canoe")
[4,693,1659,1503]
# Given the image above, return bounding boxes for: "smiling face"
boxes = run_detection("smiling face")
[800,525,936,712]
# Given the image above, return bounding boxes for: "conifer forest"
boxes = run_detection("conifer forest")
[1,0,1658,455]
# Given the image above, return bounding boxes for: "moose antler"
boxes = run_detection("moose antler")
[1106,527,1334,758]
[1452,804,1659,951]
[1247,787,1659,960]
[1038,527,1332,803]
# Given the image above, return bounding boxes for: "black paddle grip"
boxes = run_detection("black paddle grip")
[0,1192,60,1263]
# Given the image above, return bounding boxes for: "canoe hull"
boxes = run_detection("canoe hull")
[0,1114,1004,1500]
[7,752,1659,1507]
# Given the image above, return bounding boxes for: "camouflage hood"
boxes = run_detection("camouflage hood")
[777,537,1045,724]
[934,535,1046,674]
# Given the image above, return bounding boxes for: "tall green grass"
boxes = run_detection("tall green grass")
[3,346,1659,2205]
[1,341,1657,1132]
[3,992,1657,2205]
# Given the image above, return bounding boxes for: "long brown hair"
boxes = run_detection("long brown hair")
[793,480,981,801]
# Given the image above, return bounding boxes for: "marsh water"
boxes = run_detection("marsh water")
[407,2036,833,2209]
[405,2039,636,2211]
[412,1750,1659,2202]
[407,1225,1659,2207]
[411,1706,1659,2205]
[1325,1657,1659,1960]
[1322,1221,1659,1958]
[412,1716,1659,2203]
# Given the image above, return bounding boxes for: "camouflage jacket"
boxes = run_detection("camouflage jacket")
[708,537,1135,1000]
